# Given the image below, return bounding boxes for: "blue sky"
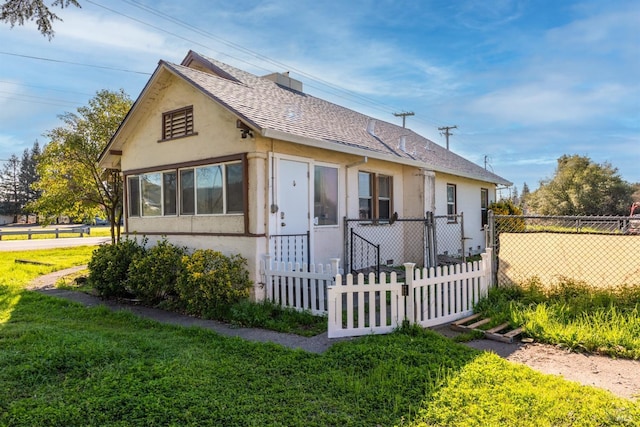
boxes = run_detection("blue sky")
[0,0,638,195]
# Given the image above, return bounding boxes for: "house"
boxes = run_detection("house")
[98,50,511,297]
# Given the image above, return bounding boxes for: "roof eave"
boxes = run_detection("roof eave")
[262,129,511,186]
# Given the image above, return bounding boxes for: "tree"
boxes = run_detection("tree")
[527,155,633,216]
[520,182,531,212]
[510,185,520,206]
[0,154,21,222]
[1,0,80,39]
[19,141,41,217]
[32,89,132,243]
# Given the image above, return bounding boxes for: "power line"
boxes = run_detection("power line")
[0,51,151,75]
[0,80,95,97]
[88,0,451,129]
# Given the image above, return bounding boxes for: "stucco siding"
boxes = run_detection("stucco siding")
[121,74,255,173]
[127,215,245,235]
[434,173,496,254]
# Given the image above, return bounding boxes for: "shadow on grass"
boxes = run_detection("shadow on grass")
[2,261,638,426]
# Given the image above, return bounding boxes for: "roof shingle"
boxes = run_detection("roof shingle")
[164,51,511,186]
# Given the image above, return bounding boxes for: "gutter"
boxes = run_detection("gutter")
[262,128,512,186]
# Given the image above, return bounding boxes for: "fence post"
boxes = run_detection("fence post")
[263,254,273,302]
[403,262,416,324]
[481,248,493,295]
[327,273,342,338]
[330,258,340,276]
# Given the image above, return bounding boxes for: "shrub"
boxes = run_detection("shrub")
[176,250,252,319]
[490,199,526,232]
[127,238,187,305]
[88,238,146,298]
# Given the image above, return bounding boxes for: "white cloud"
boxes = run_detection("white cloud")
[53,9,170,54]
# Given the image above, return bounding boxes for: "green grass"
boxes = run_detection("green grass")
[475,279,640,359]
[0,226,112,240]
[1,249,639,426]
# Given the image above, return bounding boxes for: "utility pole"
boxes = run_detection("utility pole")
[393,111,414,128]
[438,125,457,150]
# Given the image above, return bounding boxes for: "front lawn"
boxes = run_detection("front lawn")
[1,248,639,426]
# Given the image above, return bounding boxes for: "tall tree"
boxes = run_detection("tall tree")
[0,154,21,222]
[510,185,520,206]
[520,182,531,212]
[19,141,41,217]
[32,89,132,243]
[527,155,633,216]
[0,0,80,39]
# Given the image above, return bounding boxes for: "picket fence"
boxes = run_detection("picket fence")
[261,249,493,338]
[261,255,340,315]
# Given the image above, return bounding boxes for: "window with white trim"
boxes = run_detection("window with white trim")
[127,161,243,218]
[481,188,489,227]
[180,161,244,215]
[447,183,457,221]
[314,165,338,225]
[128,171,176,217]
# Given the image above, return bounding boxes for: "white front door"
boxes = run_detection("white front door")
[272,158,311,265]
[277,159,309,235]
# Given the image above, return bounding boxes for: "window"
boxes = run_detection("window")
[162,106,194,140]
[163,172,177,216]
[358,172,372,219]
[447,183,457,221]
[128,176,140,217]
[196,165,223,214]
[141,173,162,216]
[179,169,195,215]
[180,161,244,215]
[378,175,391,220]
[127,160,244,218]
[314,165,338,225]
[127,171,177,217]
[480,188,488,227]
[359,171,392,220]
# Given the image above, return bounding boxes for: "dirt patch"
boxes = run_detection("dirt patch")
[506,343,640,401]
[432,324,640,401]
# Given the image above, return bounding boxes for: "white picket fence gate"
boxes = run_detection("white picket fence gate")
[262,249,493,338]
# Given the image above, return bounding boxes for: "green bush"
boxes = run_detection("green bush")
[127,238,187,305]
[176,250,252,319]
[87,238,146,298]
[490,199,526,232]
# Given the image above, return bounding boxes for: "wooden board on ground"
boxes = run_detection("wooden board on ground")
[451,315,523,343]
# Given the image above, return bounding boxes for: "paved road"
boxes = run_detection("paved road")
[0,236,110,251]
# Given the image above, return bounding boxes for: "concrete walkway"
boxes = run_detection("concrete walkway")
[29,266,342,354]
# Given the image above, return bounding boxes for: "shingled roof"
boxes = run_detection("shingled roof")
[104,50,511,186]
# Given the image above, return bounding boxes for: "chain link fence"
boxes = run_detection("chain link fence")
[488,212,640,288]
[344,213,465,276]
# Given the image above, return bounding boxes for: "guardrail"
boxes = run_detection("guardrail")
[0,226,91,240]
